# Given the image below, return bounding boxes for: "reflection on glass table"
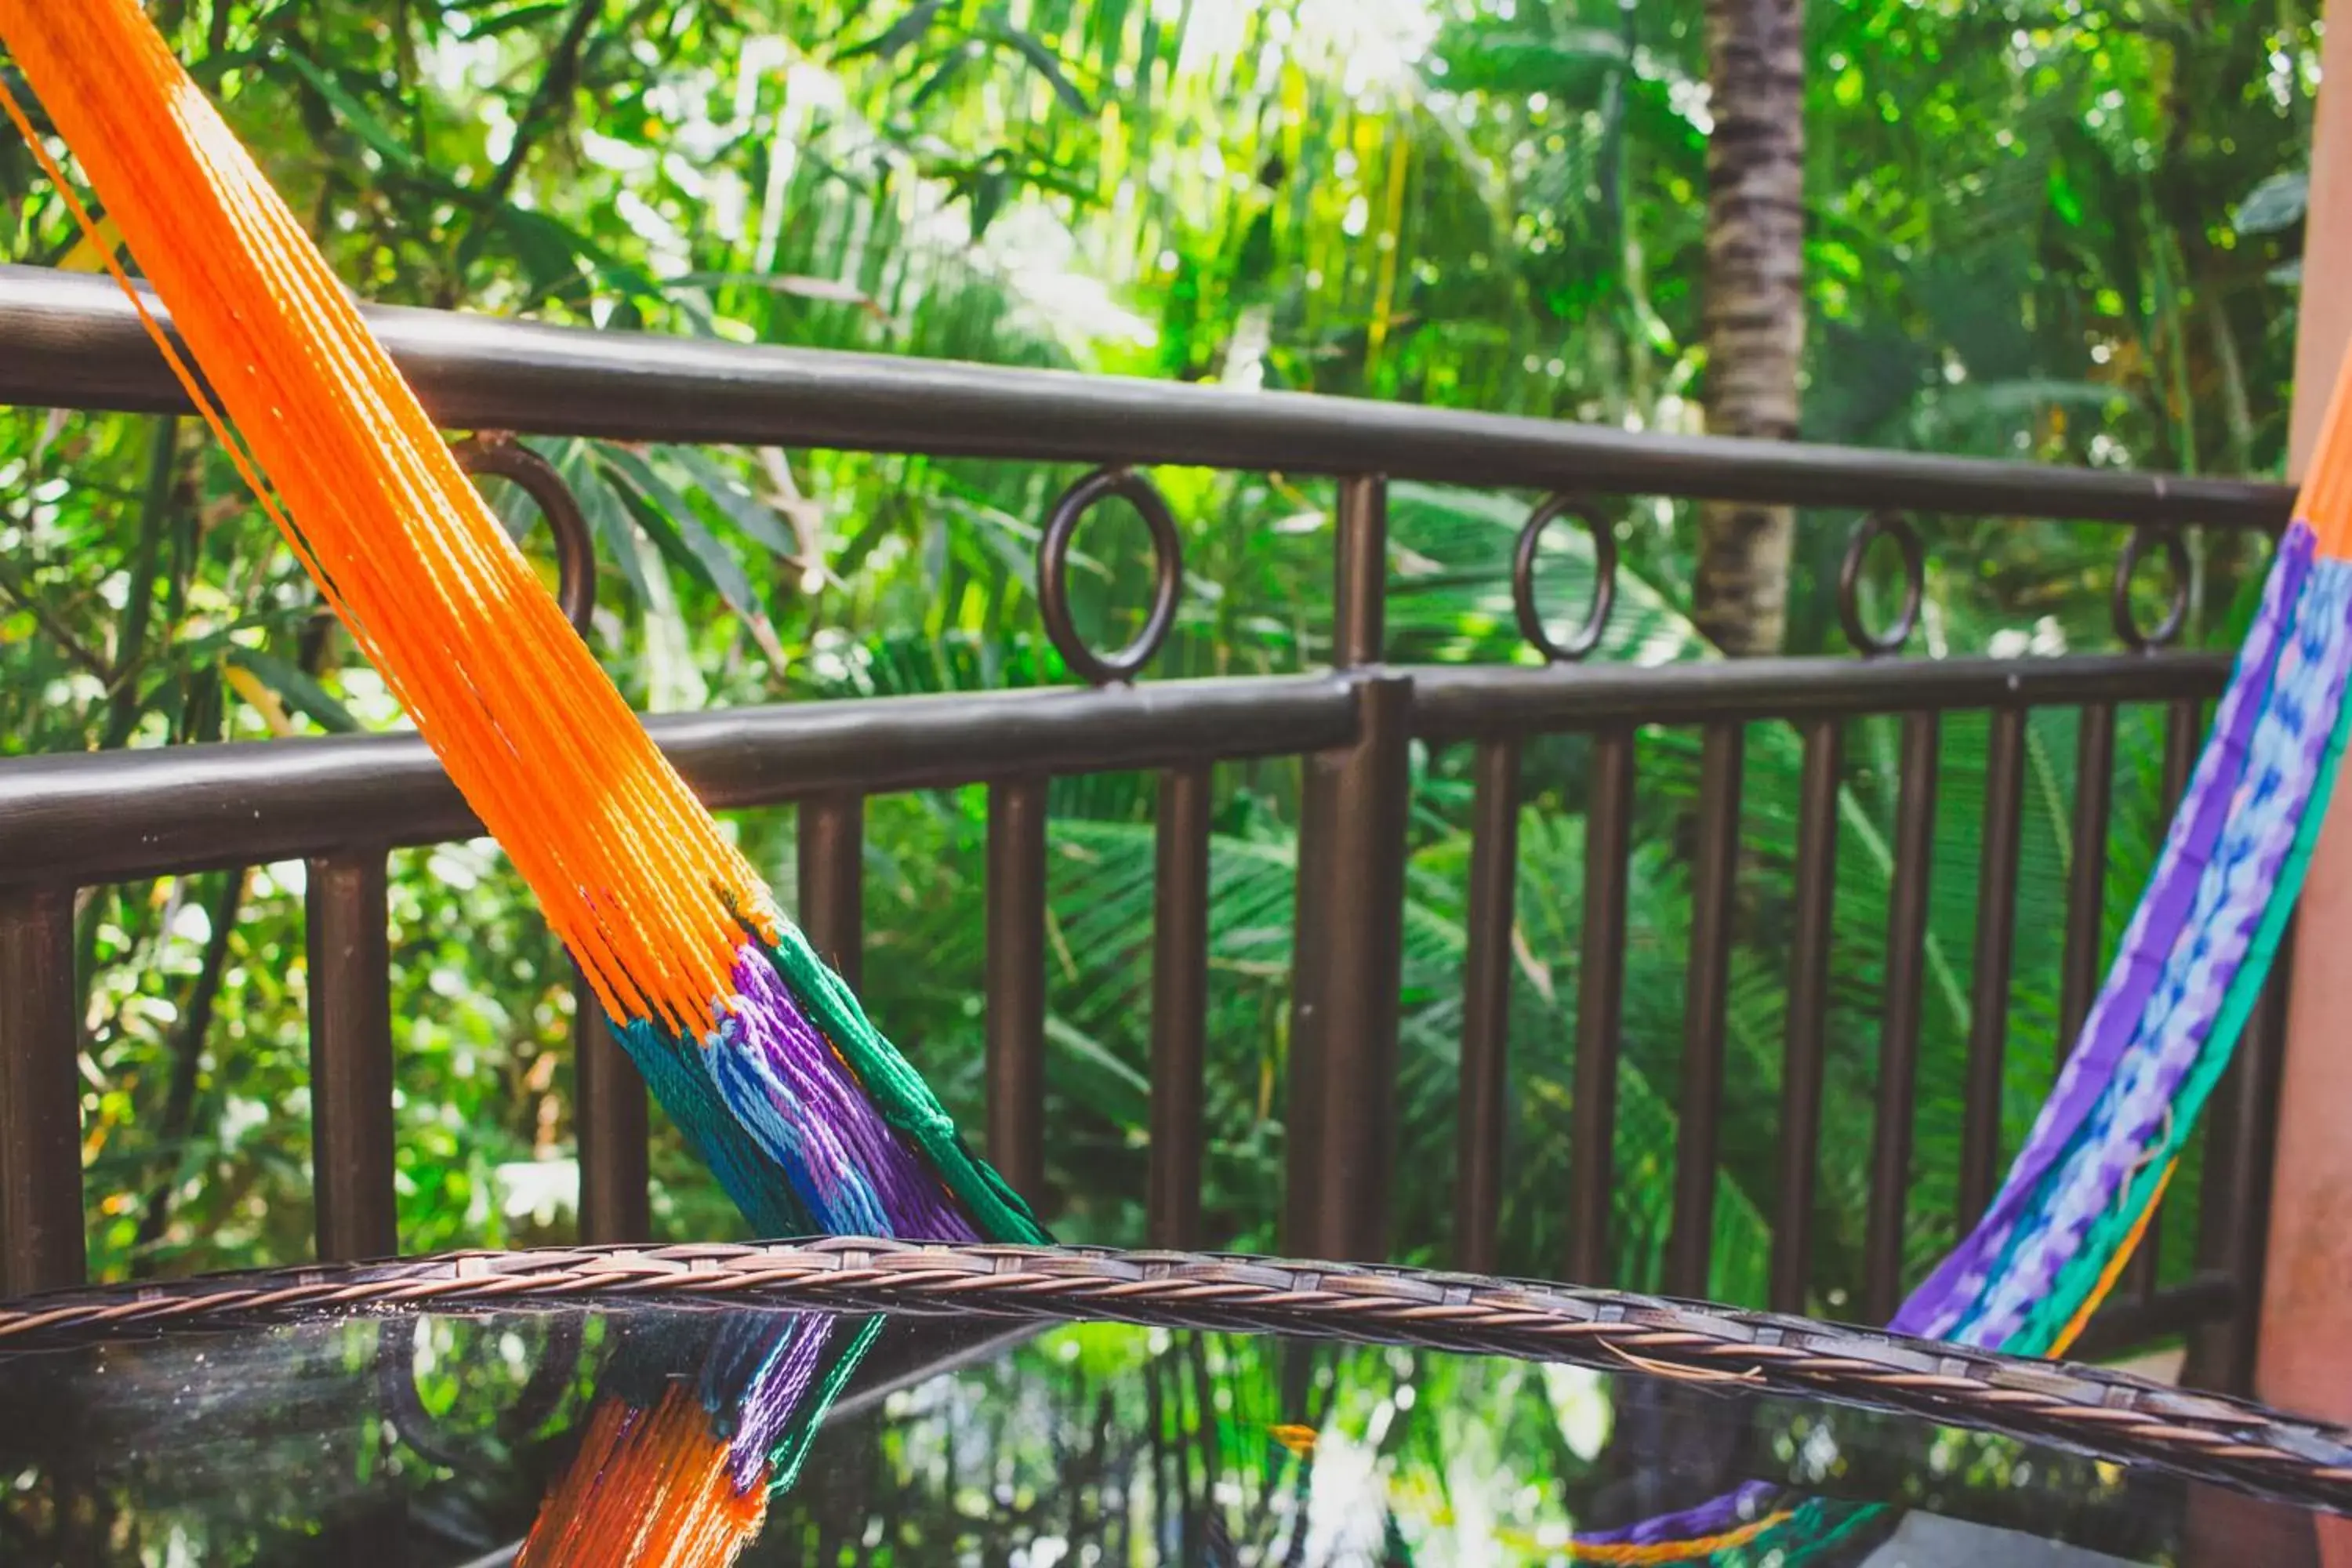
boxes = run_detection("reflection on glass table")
[0,1296,2332,1567]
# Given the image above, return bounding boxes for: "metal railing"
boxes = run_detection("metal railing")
[0,264,2299,1391]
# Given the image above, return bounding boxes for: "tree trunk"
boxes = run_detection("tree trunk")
[1696,0,1806,658]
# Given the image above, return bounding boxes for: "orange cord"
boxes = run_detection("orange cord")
[2294,321,2352,551]
[517,1388,768,1568]
[0,0,779,1033]
[1566,1510,1795,1564]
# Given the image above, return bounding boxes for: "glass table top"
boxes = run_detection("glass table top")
[0,1287,2336,1568]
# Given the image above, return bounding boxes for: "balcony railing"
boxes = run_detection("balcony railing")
[0,263,2299,1392]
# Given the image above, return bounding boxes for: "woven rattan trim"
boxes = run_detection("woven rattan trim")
[5,1236,2348,1513]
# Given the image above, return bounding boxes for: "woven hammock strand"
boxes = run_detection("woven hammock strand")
[0,0,1048,1254]
[0,0,769,1035]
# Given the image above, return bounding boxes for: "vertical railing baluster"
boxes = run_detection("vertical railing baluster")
[0,884,84,1294]
[307,851,397,1261]
[2212,935,2291,1395]
[1773,719,1843,1313]
[2163,697,2201,801]
[2190,1038,2245,1380]
[1331,474,1387,671]
[2125,696,2204,1304]
[1668,724,1743,1301]
[1864,710,1939,1323]
[573,965,649,1243]
[2187,937,2274,1398]
[1286,474,1410,1263]
[2060,704,2117,1052]
[985,779,1050,1207]
[1960,705,2028,1229]
[1289,760,1333,1251]
[1286,675,1413,1262]
[1454,736,1522,1275]
[1149,764,1212,1250]
[797,791,866,993]
[1570,726,1636,1284]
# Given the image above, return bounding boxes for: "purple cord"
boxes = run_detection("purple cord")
[723,1316,835,1494]
[1575,1479,1783,1546]
[720,946,978,1242]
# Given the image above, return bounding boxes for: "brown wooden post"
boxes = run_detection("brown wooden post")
[2259,26,2352,1563]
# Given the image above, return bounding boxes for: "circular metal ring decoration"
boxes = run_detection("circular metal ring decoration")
[453,433,598,638]
[1037,466,1184,687]
[2112,524,2192,652]
[1836,510,1926,657]
[1512,494,1618,663]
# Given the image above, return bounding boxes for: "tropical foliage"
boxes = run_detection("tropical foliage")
[0,0,2320,1321]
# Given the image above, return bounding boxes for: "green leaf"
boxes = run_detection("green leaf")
[223,649,361,735]
[1232,208,1277,293]
[1425,25,1628,95]
[656,445,801,560]
[839,0,950,63]
[466,2,574,38]
[2046,164,2084,227]
[597,445,788,666]
[1044,1015,1150,1124]
[667,272,889,320]
[2237,171,2310,236]
[485,207,595,299]
[970,168,1012,240]
[906,47,976,111]
[992,24,1094,115]
[551,438,649,607]
[275,51,426,175]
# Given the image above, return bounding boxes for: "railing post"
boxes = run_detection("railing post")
[2193,948,2291,1395]
[1772,717,1843,1313]
[797,792,866,993]
[2058,704,2117,1050]
[307,851,397,1261]
[1286,475,1411,1263]
[986,778,1049,1207]
[1331,473,1387,670]
[1568,725,1636,1284]
[1454,736,1522,1274]
[1149,764,1212,1250]
[573,966,649,1243]
[1863,710,1939,1323]
[1668,724,1744,1300]
[1959,704,2028,1228]
[0,884,83,1294]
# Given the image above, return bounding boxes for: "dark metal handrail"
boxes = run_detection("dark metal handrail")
[0,676,1356,884]
[0,264,2297,528]
[0,656,2234,886]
